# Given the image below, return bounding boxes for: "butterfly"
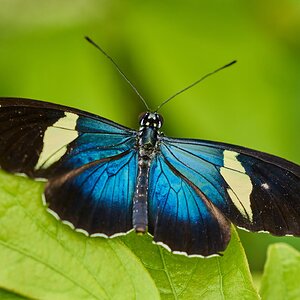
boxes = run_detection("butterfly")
[0,38,299,257]
[0,96,299,257]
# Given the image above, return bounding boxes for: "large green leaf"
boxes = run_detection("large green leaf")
[0,170,259,299]
[0,171,159,300]
[260,243,300,300]
[122,228,259,299]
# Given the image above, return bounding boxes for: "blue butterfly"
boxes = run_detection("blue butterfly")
[0,39,299,257]
[1,96,299,256]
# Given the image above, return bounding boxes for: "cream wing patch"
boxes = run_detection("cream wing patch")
[35,112,79,169]
[220,150,253,222]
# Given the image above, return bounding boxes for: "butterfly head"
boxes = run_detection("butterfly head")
[138,112,164,129]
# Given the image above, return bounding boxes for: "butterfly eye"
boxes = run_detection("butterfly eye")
[138,112,147,125]
[156,114,164,128]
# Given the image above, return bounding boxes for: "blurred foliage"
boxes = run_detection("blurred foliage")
[0,0,299,276]
[260,243,300,300]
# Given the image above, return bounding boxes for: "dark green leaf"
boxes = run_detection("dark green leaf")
[0,288,28,299]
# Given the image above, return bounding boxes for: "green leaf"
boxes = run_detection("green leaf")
[122,227,259,299]
[0,288,28,299]
[260,243,300,300]
[0,171,159,300]
[0,170,259,299]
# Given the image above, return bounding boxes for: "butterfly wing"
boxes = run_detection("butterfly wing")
[0,98,136,178]
[159,136,300,237]
[0,98,138,235]
[148,153,231,256]
[46,149,138,236]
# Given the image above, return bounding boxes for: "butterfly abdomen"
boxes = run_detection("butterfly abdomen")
[132,157,151,233]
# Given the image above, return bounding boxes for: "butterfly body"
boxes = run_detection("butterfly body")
[133,112,163,233]
[0,98,299,257]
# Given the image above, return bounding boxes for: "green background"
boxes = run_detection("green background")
[0,0,299,275]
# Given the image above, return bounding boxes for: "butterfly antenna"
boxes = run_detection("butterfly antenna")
[85,36,151,111]
[156,60,237,112]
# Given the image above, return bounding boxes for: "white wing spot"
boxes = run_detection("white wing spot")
[261,183,269,190]
[35,112,79,169]
[220,150,253,222]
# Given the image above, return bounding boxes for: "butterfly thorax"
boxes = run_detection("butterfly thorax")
[133,112,163,233]
[138,111,163,146]
[137,112,163,159]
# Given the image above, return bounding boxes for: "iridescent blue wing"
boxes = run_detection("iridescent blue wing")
[0,98,138,235]
[158,136,300,239]
[148,153,231,257]
[46,149,137,236]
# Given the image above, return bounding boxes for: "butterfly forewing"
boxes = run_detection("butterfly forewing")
[0,98,136,178]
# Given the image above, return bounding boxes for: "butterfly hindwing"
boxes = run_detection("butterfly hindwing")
[46,149,138,236]
[148,153,231,256]
[160,137,300,236]
[0,98,136,178]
